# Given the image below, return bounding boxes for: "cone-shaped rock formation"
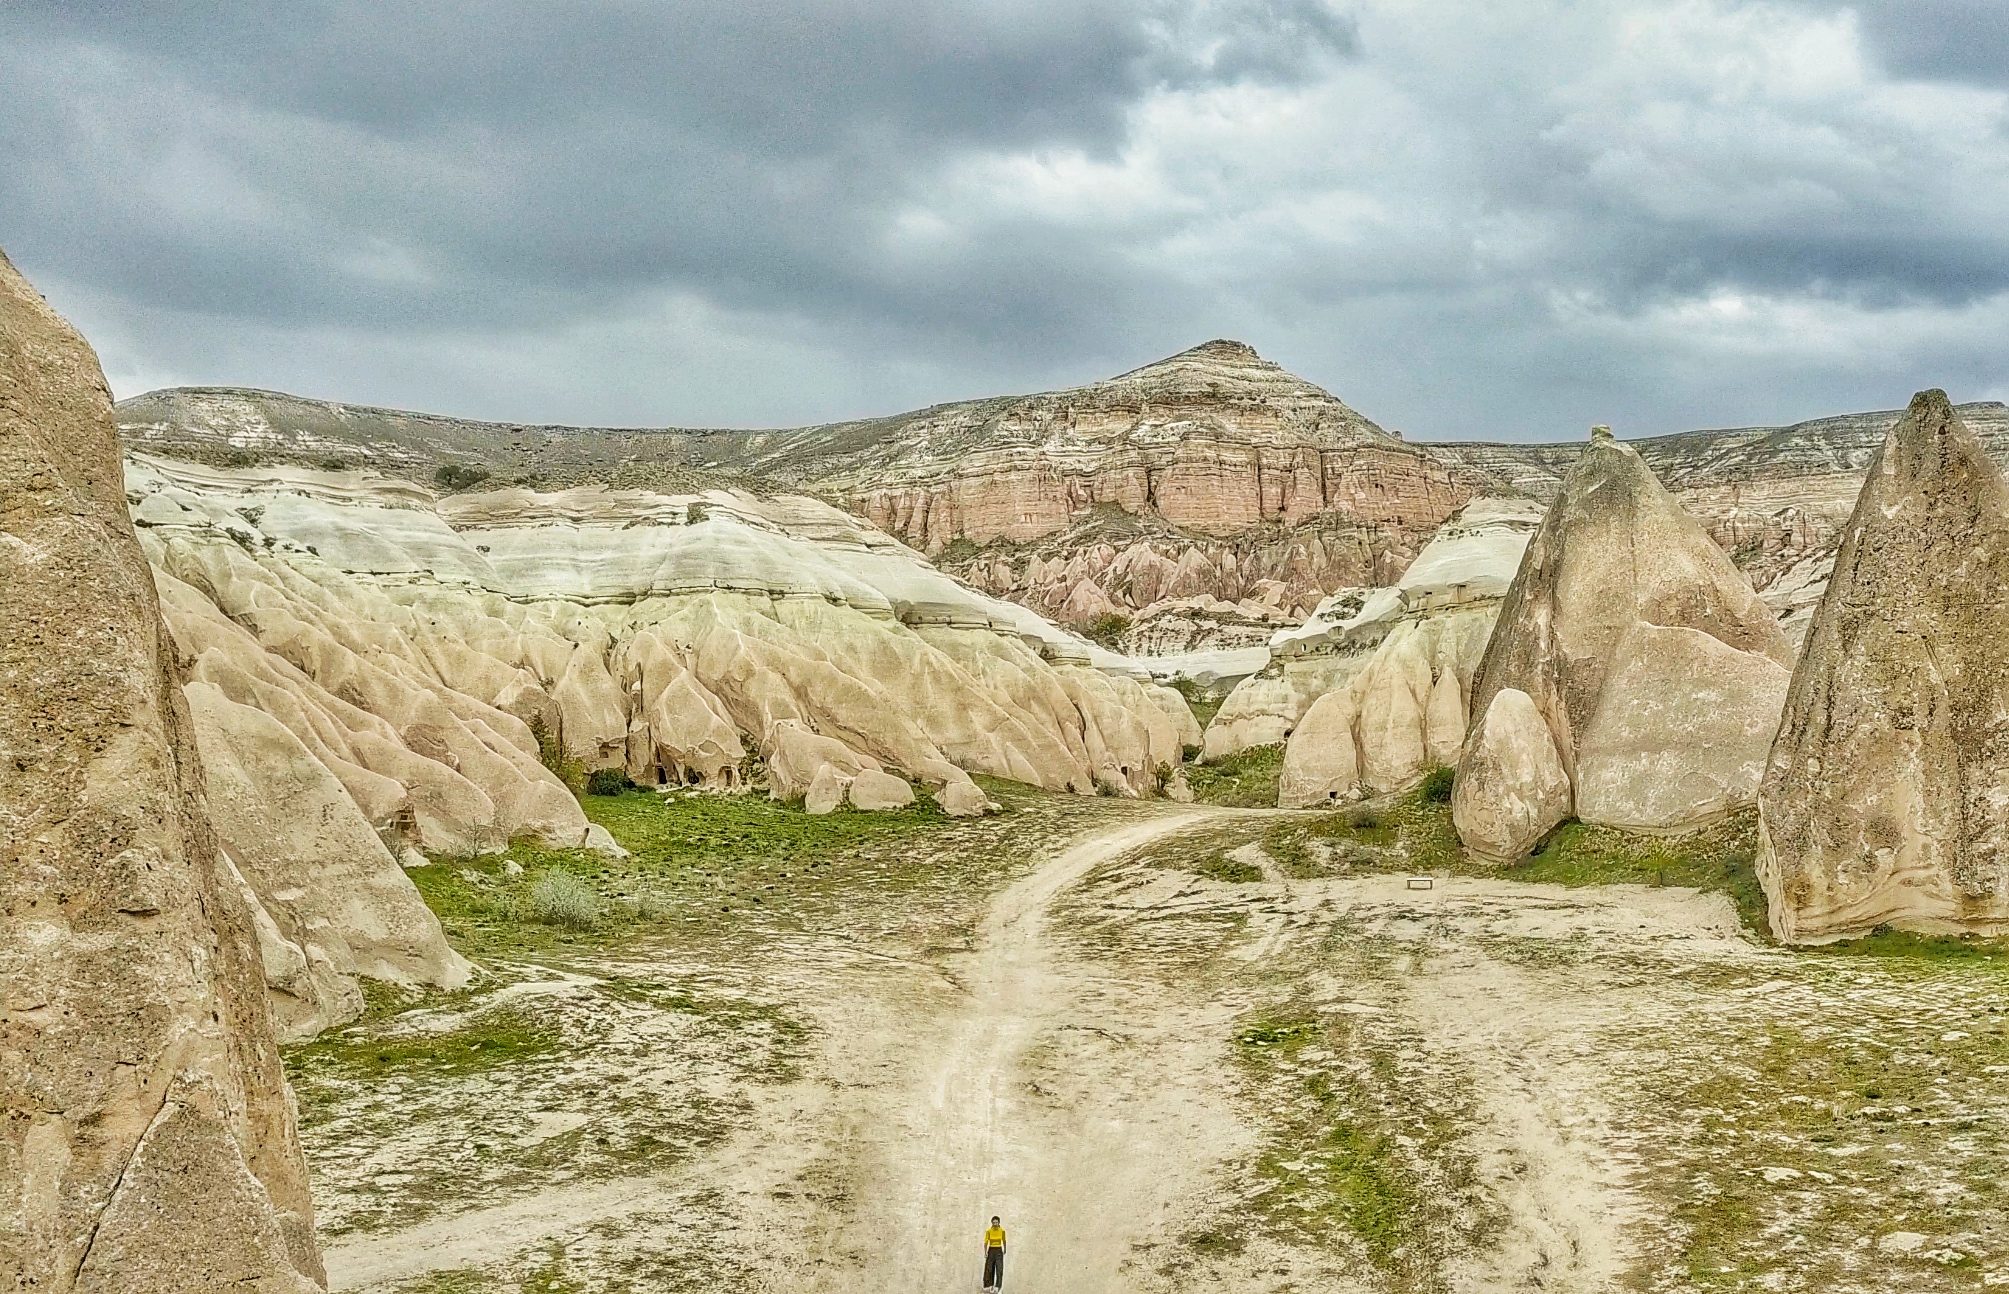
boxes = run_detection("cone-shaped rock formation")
[1453,427,1793,861]
[1758,390,2009,942]
[0,250,323,1289]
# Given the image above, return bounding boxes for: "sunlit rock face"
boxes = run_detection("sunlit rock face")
[1759,392,2009,944]
[1270,499,1542,807]
[1452,431,1793,863]
[0,249,323,1292]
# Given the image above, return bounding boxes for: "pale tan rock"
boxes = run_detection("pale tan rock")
[187,682,472,1039]
[1759,391,2009,942]
[764,720,881,800]
[614,629,744,787]
[1453,689,1573,862]
[1574,624,1789,832]
[1278,689,1361,808]
[937,779,991,817]
[848,768,916,811]
[1144,682,1204,751]
[1455,430,1791,852]
[0,247,322,1290]
[1353,625,1435,793]
[804,763,847,815]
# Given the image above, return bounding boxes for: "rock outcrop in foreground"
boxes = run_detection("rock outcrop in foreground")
[1759,391,2009,942]
[1453,428,1793,861]
[1274,499,1541,806]
[0,251,322,1290]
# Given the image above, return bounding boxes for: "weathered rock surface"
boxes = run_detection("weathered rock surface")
[118,368,2009,647]
[1758,391,2009,942]
[847,768,916,811]
[0,249,323,1290]
[1216,498,1540,804]
[1453,430,1792,859]
[1450,688,1573,861]
[187,682,473,1040]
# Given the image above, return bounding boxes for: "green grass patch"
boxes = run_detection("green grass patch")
[1517,812,1768,934]
[1231,1004,1485,1287]
[288,1008,561,1082]
[1186,744,1284,807]
[1198,852,1266,884]
[1169,676,1226,731]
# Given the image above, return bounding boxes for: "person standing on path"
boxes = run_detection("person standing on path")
[982,1216,1007,1291]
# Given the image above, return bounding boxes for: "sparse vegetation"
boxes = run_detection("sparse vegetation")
[1418,764,1454,803]
[435,463,492,491]
[526,715,585,795]
[530,870,606,929]
[1081,611,1133,646]
[1185,743,1284,807]
[1169,675,1225,730]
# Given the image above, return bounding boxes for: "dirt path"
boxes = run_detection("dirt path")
[847,810,1238,1293]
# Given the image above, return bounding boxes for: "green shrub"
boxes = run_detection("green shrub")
[527,715,585,795]
[529,871,605,930]
[1081,611,1133,646]
[435,463,492,491]
[585,767,632,797]
[1419,765,1455,803]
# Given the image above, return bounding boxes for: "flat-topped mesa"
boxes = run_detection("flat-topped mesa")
[0,249,323,1290]
[1758,390,2009,943]
[1452,426,1793,862]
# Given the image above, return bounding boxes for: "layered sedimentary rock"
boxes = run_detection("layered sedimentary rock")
[1758,392,2009,942]
[1452,429,1793,862]
[1273,499,1542,806]
[133,460,1191,805]
[0,251,323,1290]
[122,454,1193,1027]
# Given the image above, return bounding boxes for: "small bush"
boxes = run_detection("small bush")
[585,767,632,796]
[1419,765,1455,803]
[1081,612,1133,647]
[529,870,605,930]
[435,463,492,491]
[527,715,585,795]
[316,455,352,472]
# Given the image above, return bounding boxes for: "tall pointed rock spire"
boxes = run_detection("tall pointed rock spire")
[1759,389,2009,942]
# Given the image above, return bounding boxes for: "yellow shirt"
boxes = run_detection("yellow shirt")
[985,1226,1006,1249]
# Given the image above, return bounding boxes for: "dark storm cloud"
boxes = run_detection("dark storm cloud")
[0,1,1352,335]
[1851,0,2009,86]
[0,0,2003,436]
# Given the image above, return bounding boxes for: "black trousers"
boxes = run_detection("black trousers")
[984,1246,1005,1287]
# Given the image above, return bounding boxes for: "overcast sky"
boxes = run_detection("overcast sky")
[4,1,2006,440]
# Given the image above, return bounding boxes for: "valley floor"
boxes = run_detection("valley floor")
[289,788,2009,1294]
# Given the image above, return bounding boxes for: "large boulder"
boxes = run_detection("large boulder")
[1759,391,2009,942]
[848,768,917,811]
[1453,428,1793,856]
[0,249,323,1290]
[1451,688,1573,862]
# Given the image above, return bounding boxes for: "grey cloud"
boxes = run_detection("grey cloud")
[0,0,2004,439]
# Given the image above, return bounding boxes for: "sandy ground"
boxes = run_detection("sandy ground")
[303,806,2009,1293]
